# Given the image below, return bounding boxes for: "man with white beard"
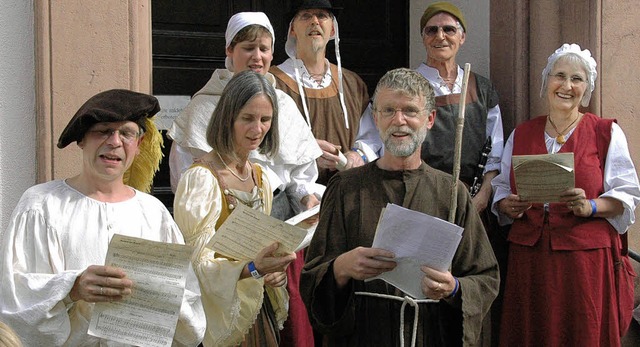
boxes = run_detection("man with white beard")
[270,0,369,185]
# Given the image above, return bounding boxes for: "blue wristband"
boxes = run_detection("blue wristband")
[446,277,460,298]
[248,261,262,279]
[589,199,597,217]
[351,148,368,163]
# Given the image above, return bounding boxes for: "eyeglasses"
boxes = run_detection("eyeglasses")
[374,107,426,119]
[548,72,586,85]
[296,11,332,22]
[87,127,141,144]
[422,25,459,37]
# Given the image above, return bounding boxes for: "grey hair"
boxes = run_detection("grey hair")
[206,70,279,158]
[372,68,436,112]
[540,44,597,107]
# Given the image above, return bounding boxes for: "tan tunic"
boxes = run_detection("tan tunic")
[270,64,369,184]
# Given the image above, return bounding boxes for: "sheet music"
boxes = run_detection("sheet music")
[88,234,193,347]
[513,152,575,202]
[208,203,314,259]
[368,203,463,299]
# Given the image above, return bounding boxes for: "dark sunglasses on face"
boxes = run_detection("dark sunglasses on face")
[422,25,458,37]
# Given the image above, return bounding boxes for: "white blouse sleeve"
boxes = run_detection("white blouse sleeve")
[0,208,82,346]
[600,123,640,233]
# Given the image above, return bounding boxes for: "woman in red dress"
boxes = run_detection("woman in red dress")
[492,43,640,346]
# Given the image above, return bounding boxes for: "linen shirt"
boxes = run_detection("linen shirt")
[0,180,205,346]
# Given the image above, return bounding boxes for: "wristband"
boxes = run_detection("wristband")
[351,148,368,163]
[446,277,460,298]
[589,199,597,217]
[248,261,262,279]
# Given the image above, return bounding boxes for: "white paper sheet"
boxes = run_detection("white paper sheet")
[153,95,191,130]
[88,234,193,347]
[368,203,463,298]
[208,203,316,259]
[285,204,320,251]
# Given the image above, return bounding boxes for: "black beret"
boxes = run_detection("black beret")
[57,89,160,148]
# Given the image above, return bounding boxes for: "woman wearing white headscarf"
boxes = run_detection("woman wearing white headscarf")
[168,12,323,220]
[169,13,319,347]
[492,43,640,346]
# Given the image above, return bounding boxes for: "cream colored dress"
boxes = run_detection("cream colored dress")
[174,164,289,347]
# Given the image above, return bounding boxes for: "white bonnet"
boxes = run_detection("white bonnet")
[540,43,598,107]
[225,12,275,71]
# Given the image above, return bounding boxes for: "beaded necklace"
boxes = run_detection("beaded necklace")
[548,115,580,144]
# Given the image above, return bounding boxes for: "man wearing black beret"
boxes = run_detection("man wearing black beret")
[0,89,205,346]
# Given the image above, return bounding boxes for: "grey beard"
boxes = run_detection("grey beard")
[382,125,428,157]
[311,39,325,54]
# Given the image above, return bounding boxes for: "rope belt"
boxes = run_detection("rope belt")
[355,291,438,347]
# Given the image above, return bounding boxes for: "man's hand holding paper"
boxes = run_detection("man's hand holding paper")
[332,247,397,288]
[368,203,463,299]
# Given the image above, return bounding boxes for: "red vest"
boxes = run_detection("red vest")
[508,113,615,250]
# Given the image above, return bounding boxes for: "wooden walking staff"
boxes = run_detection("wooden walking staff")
[448,63,472,223]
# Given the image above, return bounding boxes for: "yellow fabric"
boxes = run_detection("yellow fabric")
[210,164,264,231]
[174,163,286,347]
[123,117,164,193]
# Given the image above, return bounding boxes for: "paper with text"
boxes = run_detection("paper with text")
[88,234,193,347]
[368,203,463,299]
[513,152,575,203]
[208,203,315,259]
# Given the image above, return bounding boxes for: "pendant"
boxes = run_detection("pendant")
[556,135,566,144]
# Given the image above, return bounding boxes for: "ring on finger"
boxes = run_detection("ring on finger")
[100,286,104,295]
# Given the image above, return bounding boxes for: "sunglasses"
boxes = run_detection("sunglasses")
[422,25,459,37]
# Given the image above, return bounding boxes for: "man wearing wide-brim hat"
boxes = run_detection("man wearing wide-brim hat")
[270,0,370,185]
[0,89,205,346]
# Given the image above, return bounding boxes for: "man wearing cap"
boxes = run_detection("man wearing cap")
[270,0,370,185]
[0,89,205,346]
[351,1,503,215]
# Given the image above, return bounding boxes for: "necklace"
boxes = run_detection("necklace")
[548,115,580,144]
[216,152,251,182]
[308,72,326,85]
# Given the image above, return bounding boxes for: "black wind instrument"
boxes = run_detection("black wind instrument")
[469,137,492,197]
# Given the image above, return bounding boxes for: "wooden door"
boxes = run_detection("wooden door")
[151,0,408,210]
